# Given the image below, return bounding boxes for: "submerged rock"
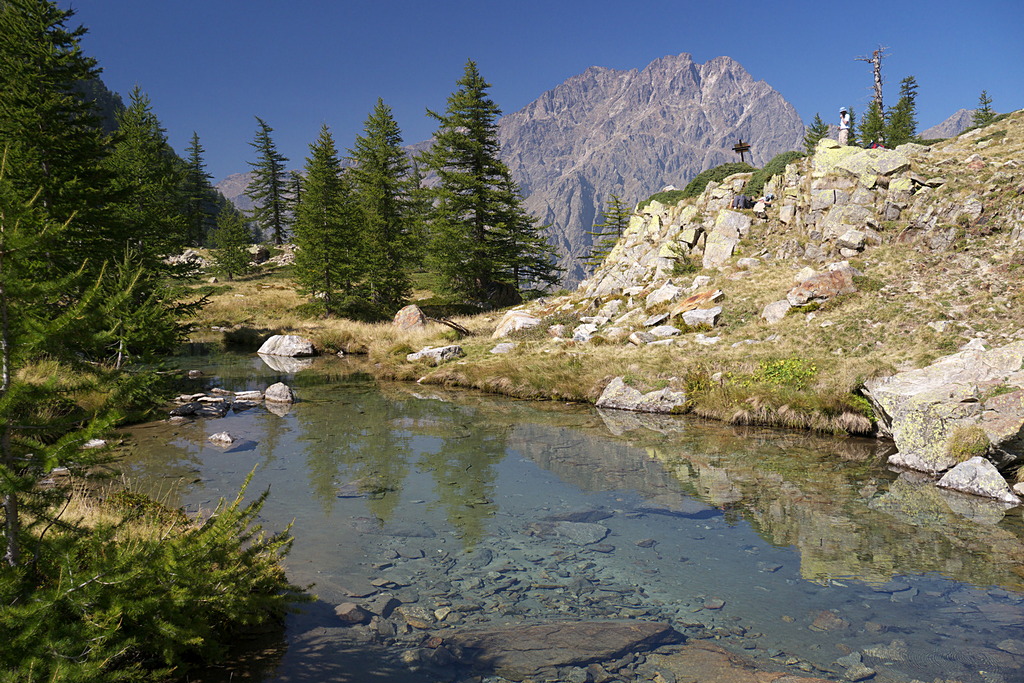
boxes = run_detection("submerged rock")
[446,620,682,680]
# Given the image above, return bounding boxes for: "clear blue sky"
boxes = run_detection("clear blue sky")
[65,0,1022,182]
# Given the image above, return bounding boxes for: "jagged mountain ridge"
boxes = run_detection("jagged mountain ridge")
[498,53,804,282]
[216,53,805,283]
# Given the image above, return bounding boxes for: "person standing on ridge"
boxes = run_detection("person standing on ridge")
[838,107,851,145]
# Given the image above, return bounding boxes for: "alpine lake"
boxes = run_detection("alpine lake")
[117,347,1024,683]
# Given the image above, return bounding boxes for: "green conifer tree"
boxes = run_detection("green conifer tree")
[803,114,830,154]
[846,105,858,146]
[104,86,187,267]
[859,100,885,148]
[492,171,562,294]
[209,204,252,280]
[292,125,364,316]
[349,98,413,317]
[424,60,558,305]
[972,90,995,126]
[583,194,631,269]
[405,159,433,267]
[245,117,289,245]
[0,0,114,275]
[885,76,919,147]
[182,131,216,246]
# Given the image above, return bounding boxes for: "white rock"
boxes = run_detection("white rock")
[257,334,316,357]
[490,343,517,354]
[264,382,295,403]
[682,306,722,328]
[649,325,681,338]
[208,431,235,446]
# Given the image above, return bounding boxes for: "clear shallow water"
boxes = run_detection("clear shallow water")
[121,350,1024,682]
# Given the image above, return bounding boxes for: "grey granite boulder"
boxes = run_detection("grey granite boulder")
[761,300,792,324]
[681,306,722,328]
[258,334,315,357]
[406,345,465,365]
[864,341,1024,473]
[596,377,686,414]
[264,382,294,403]
[938,457,1023,505]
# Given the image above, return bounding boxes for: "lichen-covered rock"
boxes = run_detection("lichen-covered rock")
[257,334,315,357]
[596,377,686,414]
[406,345,465,365]
[864,341,1024,473]
[938,457,1023,504]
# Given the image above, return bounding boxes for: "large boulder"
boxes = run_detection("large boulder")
[492,310,541,339]
[864,341,1024,474]
[393,304,427,330]
[596,377,686,414]
[257,334,316,357]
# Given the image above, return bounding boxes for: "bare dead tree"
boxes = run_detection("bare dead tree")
[855,46,889,112]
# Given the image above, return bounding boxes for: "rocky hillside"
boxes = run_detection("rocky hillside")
[486,110,1024,500]
[217,54,804,283]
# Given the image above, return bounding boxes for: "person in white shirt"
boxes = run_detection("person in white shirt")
[838,107,851,145]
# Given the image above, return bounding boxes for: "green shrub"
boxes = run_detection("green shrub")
[680,162,755,199]
[0,474,306,682]
[751,358,818,388]
[741,151,804,197]
[638,189,686,210]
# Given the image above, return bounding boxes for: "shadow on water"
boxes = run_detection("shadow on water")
[185,601,432,683]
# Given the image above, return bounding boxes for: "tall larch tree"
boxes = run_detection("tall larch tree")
[182,131,216,246]
[349,98,413,317]
[424,59,558,305]
[885,76,919,147]
[292,125,363,316]
[246,117,289,245]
